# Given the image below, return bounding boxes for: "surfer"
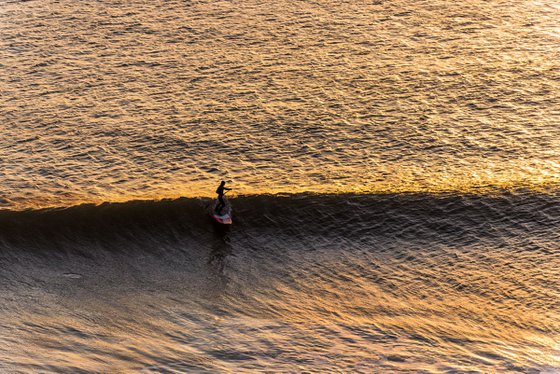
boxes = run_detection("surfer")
[215,180,231,214]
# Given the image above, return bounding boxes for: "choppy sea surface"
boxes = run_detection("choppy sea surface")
[1,0,559,372]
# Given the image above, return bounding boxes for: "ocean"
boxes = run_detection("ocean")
[0,0,559,372]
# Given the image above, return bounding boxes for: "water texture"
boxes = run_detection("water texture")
[0,0,559,372]
[0,193,558,372]
[1,0,559,208]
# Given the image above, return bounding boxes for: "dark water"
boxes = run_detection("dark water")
[0,192,558,372]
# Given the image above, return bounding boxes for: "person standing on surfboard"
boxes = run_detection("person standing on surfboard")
[215,180,231,214]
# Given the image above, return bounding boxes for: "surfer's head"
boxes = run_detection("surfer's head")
[220,180,226,186]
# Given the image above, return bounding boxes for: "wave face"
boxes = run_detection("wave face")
[0,192,558,372]
[0,192,557,252]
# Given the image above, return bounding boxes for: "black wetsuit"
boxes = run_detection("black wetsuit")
[215,185,230,214]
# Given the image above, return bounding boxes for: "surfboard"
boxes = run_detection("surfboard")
[211,200,232,225]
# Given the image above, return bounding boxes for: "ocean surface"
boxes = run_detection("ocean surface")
[1,0,559,372]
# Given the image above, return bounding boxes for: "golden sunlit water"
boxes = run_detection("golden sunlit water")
[0,0,559,372]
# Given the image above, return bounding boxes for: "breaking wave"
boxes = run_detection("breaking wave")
[0,190,557,254]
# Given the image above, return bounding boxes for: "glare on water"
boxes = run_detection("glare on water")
[0,0,559,372]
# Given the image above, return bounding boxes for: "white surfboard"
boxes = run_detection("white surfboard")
[211,200,232,225]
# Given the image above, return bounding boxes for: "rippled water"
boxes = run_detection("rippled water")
[0,0,559,372]
[2,0,559,208]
